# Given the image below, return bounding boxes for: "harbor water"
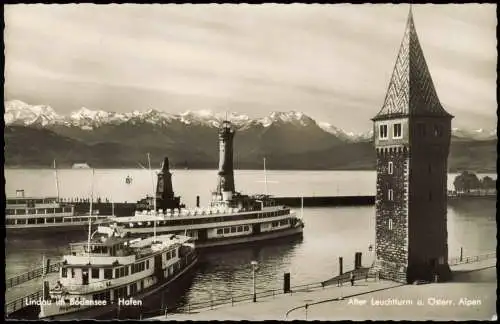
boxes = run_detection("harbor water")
[4,169,497,314]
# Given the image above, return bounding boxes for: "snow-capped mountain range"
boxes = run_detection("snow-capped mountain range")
[4,100,496,141]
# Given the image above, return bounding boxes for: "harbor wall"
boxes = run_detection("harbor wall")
[72,193,495,215]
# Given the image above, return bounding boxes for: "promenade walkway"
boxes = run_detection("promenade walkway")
[149,257,496,321]
[5,272,59,316]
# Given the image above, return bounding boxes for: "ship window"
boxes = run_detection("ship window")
[46,218,54,223]
[6,219,15,225]
[167,252,171,260]
[28,218,36,224]
[64,207,72,213]
[17,209,26,215]
[115,268,120,278]
[171,250,176,258]
[124,266,129,276]
[379,124,388,139]
[36,218,44,224]
[71,268,75,278]
[237,226,243,232]
[146,260,149,269]
[55,217,63,223]
[28,208,36,214]
[393,123,402,139]
[231,227,236,233]
[217,229,223,235]
[92,268,99,279]
[244,226,249,231]
[6,209,14,215]
[388,219,393,231]
[388,189,394,201]
[130,284,137,295]
[104,268,112,279]
[388,162,393,175]
[62,268,67,278]
[64,218,72,222]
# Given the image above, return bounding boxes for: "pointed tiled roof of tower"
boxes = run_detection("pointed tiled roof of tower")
[373,8,453,120]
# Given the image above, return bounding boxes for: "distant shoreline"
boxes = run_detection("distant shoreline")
[3,166,497,174]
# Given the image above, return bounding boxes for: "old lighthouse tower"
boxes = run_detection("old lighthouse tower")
[370,8,453,283]
[215,120,236,202]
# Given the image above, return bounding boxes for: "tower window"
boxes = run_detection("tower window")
[388,189,394,201]
[388,162,393,175]
[393,123,402,139]
[433,125,442,137]
[388,219,393,231]
[379,124,388,139]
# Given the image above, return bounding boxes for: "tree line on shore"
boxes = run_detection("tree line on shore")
[453,171,496,193]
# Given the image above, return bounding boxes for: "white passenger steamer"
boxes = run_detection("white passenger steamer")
[5,190,109,234]
[38,226,197,319]
[108,194,304,249]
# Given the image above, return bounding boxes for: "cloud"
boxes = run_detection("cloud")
[4,4,497,133]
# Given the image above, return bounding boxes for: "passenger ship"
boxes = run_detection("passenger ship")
[39,226,197,319]
[5,190,109,234]
[108,193,304,249]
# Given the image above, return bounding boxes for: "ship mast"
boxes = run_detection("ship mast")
[53,160,60,202]
[301,196,304,220]
[147,153,157,242]
[87,168,94,263]
[264,157,268,196]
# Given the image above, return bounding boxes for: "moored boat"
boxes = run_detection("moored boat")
[5,190,109,234]
[38,226,197,319]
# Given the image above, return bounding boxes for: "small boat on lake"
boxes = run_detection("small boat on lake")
[38,226,197,319]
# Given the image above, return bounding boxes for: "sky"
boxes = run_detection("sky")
[4,4,497,133]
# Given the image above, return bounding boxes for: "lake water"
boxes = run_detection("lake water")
[4,169,497,315]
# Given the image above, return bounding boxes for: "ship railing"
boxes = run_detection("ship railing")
[134,207,244,219]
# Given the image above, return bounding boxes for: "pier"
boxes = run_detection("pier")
[147,252,495,321]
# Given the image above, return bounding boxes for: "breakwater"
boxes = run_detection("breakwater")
[73,193,496,214]
[274,196,375,207]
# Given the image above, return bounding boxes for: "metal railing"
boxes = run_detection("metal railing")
[5,261,62,289]
[5,289,43,316]
[139,279,331,319]
[448,252,496,266]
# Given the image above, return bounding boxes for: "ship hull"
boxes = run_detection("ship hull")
[39,254,198,320]
[125,224,304,250]
[6,220,109,236]
[196,225,304,249]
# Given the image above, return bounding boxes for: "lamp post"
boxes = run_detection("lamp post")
[251,260,259,302]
